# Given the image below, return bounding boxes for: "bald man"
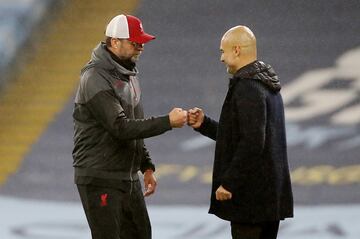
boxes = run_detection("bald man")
[188,26,293,239]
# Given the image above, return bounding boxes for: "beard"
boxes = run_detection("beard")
[130,53,141,62]
[118,57,136,71]
[106,47,137,71]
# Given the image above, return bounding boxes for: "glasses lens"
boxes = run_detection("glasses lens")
[131,42,143,48]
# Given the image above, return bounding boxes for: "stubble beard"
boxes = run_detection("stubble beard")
[131,53,141,62]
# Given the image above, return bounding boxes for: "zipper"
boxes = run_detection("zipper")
[129,77,137,195]
[130,77,138,102]
[129,153,135,194]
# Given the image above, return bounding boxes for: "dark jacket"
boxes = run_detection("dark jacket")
[197,60,293,223]
[72,42,171,186]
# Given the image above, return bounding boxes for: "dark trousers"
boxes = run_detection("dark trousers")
[77,181,151,239]
[231,221,280,239]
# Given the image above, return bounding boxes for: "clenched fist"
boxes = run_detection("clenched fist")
[216,185,232,201]
[169,108,188,128]
[187,107,204,129]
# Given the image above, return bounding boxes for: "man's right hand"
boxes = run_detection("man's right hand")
[169,108,188,128]
[187,107,204,129]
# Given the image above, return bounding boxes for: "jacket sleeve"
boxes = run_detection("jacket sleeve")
[195,115,218,141]
[221,83,266,192]
[140,143,156,173]
[88,89,171,140]
[81,70,172,140]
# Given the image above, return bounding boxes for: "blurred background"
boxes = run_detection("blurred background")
[0,0,359,238]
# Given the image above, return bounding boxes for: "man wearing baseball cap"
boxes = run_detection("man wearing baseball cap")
[73,14,187,239]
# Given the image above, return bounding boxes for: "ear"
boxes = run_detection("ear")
[233,45,241,56]
[111,38,119,49]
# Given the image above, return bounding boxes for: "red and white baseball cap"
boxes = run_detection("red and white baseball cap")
[105,14,155,44]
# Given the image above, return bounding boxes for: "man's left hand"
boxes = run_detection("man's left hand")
[143,170,157,197]
[216,185,232,201]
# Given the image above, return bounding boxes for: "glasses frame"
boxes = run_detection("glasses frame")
[129,41,144,49]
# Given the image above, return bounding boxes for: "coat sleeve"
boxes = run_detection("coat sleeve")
[87,90,171,140]
[221,83,266,192]
[80,70,172,140]
[195,115,219,141]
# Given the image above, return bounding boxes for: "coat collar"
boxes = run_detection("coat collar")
[229,60,281,92]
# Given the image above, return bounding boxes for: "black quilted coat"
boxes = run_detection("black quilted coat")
[197,60,293,223]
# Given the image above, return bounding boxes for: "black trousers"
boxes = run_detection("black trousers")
[231,221,280,239]
[77,181,151,239]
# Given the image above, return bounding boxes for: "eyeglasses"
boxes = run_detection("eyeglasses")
[129,41,144,49]
[116,38,144,49]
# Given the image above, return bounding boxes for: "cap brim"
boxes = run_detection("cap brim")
[129,33,156,44]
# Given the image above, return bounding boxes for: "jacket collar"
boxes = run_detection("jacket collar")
[90,42,138,77]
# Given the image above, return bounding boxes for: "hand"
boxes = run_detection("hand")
[143,170,157,197]
[169,108,188,128]
[187,107,204,129]
[215,185,232,201]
